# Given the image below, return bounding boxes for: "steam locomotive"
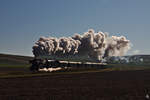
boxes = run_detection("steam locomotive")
[29,56,107,72]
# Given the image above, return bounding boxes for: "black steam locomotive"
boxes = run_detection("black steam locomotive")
[29,58,107,72]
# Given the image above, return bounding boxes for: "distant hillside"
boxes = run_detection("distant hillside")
[127,55,150,64]
[106,55,150,65]
[0,53,33,67]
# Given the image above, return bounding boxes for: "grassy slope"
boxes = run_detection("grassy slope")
[0,53,33,67]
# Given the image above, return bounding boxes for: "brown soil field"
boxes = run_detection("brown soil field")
[0,70,150,100]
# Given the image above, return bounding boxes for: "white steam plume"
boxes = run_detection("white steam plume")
[33,29,131,61]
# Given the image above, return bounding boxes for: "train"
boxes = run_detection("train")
[29,56,107,72]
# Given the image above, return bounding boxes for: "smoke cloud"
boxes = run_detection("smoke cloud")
[33,29,131,61]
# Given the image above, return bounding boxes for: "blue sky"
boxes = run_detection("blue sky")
[0,0,150,56]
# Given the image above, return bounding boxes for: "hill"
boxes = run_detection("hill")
[0,53,150,79]
[0,53,33,67]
